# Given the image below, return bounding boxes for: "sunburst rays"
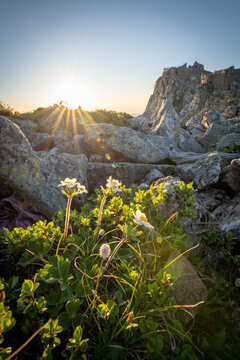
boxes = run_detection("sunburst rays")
[34,103,98,141]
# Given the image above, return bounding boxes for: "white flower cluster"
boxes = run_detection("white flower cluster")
[58,178,88,196]
[58,178,79,188]
[106,176,121,192]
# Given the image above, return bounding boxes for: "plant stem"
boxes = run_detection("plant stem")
[63,196,72,247]
[6,319,51,360]
[91,259,103,317]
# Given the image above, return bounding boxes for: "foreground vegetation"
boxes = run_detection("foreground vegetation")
[0,177,239,359]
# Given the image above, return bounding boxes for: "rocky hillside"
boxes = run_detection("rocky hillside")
[0,61,240,242]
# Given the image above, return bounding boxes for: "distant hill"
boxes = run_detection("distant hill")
[0,102,133,134]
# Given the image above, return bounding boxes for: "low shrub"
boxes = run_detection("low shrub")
[0,178,239,359]
[218,143,240,153]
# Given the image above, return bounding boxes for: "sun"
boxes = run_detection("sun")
[49,75,96,110]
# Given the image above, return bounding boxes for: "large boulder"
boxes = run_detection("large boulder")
[149,99,180,137]
[55,134,91,157]
[175,128,204,153]
[222,158,240,192]
[82,123,175,163]
[130,114,150,132]
[216,133,240,150]
[8,117,71,152]
[201,110,230,149]
[0,116,88,217]
[176,153,221,189]
[10,117,38,138]
[167,252,208,325]
[213,196,240,240]
[87,163,177,193]
[168,150,211,165]
[148,99,203,152]
[140,169,164,187]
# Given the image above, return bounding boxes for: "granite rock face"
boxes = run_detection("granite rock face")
[82,123,176,163]
[149,99,180,137]
[0,116,88,217]
[200,110,231,149]
[213,196,240,240]
[177,153,221,189]
[140,63,240,153]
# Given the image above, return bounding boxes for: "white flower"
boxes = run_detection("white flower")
[58,178,88,197]
[133,210,154,230]
[106,176,121,192]
[76,183,88,194]
[99,243,111,260]
[58,178,78,188]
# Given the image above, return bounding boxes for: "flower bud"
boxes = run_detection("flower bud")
[99,243,111,260]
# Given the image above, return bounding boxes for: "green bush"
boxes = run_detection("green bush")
[0,101,19,117]
[0,179,239,359]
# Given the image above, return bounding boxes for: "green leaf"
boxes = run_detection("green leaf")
[58,312,71,331]
[146,335,163,353]
[209,328,226,351]
[114,291,122,304]
[73,325,83,342]
[8,276,19,289]
[66,299,81,318]
[21,279,38,294]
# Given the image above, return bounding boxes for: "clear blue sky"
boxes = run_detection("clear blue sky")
[0,0,239,114]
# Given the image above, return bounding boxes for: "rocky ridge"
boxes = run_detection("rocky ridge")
[0,62,240,243]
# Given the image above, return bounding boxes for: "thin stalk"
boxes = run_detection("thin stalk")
[63,196,72,247]
[96,193,107,242]
[82,279,103,344]
[55,234,63,256]
[90,259,103,321]
[6,319,51,360]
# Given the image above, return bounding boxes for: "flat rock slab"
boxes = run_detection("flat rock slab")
[83,123,174,163]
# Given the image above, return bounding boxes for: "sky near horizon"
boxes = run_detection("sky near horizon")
[0,0,240,114]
